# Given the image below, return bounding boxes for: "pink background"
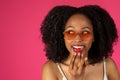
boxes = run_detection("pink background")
[0,0,120,80]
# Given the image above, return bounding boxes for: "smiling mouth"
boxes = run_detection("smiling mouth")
[72,46,84,54]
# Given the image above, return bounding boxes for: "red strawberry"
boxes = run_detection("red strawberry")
[73,48,82,54]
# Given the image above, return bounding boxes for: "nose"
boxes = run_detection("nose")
[74,34,83,42]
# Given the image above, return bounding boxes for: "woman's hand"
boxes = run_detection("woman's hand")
[68,53,87,80]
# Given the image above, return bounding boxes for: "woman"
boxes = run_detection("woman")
[40,5,120,80]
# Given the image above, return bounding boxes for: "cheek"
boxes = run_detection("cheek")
[85,38,94,51]
[64,38,72,52]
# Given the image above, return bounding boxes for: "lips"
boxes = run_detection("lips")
[72,45,84,54]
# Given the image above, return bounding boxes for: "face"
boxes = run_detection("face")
[64,14,94,57]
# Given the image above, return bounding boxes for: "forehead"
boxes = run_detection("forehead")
[65,14,93,29]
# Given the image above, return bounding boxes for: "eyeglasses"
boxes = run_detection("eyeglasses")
[63,30,92,40]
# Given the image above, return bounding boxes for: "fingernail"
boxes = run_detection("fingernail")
[78,53,80,56]
[85,57,88,61]
[74,53,76,55]
[81,54,83,57]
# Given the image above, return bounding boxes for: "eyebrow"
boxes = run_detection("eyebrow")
[65,26,74,29]
[82,26,92,30]
[65,26,92,30]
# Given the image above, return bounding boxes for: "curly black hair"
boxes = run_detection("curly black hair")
[40,5,118,64]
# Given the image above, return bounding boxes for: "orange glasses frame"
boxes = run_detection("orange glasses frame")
[63,30,92,40]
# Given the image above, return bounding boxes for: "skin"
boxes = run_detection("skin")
[42,14,120,80]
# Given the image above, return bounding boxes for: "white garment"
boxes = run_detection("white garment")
[56,57,108,80]
[56,63,67,80]
[103,57,108,80]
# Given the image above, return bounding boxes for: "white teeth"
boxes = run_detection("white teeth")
[73,46,84,49]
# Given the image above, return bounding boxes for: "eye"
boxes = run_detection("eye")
[82,31,90,35]
[65,30,75,35]
[69,30,75,34]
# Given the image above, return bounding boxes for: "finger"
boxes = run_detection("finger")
[73,54,81,68]
[84,57,88,65]
[78,58,88,72]
[69,54,76,70]
[81,54,84,63]
[78,54,85,67]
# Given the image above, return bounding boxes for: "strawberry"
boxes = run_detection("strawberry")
[73,48,82,54]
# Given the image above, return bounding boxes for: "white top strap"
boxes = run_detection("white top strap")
[56,63,67,80]
[103,57,108,80]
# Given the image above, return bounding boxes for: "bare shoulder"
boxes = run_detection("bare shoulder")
[42,60,55,70]
[106,57,117,67]
[106,57,120,80]
[42,60,57,80]
[106,57,119,71]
